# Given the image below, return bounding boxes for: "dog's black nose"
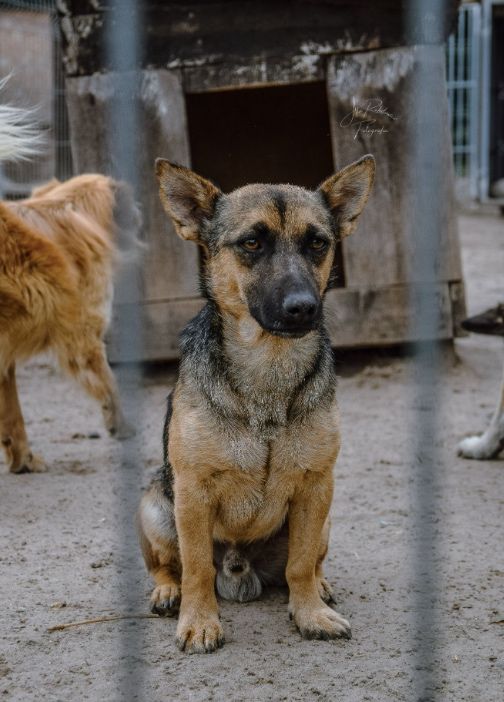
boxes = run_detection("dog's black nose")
[282,291,319,325]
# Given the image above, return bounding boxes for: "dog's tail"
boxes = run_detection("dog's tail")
[215,547,263,603]
[0,80,42,162]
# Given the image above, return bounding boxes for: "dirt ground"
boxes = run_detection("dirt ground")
[1,211,503,702]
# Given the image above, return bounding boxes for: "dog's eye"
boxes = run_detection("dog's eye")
[241,238,261,252]
[308,237,328,251]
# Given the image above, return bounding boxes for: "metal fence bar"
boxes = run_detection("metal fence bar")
[468,5,481,198]
[406,2,448,699]
[105,2,145,700]
[456,7,465,175]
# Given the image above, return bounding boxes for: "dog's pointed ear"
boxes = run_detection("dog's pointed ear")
[318,155,375,238]
[155,159,221,242]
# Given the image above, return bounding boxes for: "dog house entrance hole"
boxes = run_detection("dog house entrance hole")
[186,81,345,287]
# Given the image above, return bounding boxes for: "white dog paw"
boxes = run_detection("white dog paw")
[457,434,502,460]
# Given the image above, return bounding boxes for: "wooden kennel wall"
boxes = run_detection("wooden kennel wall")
[58,0,465,361]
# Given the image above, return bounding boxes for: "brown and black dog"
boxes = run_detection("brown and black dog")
[0,174,140,473]
[137,155,375,653]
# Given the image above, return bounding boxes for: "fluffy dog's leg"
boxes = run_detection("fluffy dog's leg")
[175,477,224,654]
[61,341,134,439]
[137,484,181,616]
[0,364,46,473]
[286,470,351,640]
[458,360,504,459]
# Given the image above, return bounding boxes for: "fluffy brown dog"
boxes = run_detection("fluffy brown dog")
[0,174,141,473]
[138,155,375,653]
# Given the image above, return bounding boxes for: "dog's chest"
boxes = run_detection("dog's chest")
[226,335,318,431]
[212,437,299,542]
[213,422,327,542]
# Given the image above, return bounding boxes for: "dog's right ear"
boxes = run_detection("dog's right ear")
[155,159,221,242]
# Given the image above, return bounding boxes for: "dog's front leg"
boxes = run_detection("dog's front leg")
[174,480,224,654]
[286,469,351,640]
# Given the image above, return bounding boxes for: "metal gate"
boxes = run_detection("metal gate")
[446,2,481,200]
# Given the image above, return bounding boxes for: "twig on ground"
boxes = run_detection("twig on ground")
[48,613,158,632]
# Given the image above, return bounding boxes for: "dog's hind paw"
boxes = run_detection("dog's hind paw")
[457,433,504,460]
[150,583,180,616]
[176,614,224,654]
[9,452,47,474]
[290,604,352,641]
[109,420,136,440]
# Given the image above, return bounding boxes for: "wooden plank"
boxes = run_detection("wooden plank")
[326,46,463,288]
[65,69,200,303]
[182,54,325,94]
[324,283,456,347]
[57,1,460,78]
[107,283,458,362]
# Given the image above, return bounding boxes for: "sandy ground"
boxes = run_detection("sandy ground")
[1,211,503,702]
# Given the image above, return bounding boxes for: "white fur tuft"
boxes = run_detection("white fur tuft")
[0,77,43,162]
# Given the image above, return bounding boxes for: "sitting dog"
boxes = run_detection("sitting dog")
[137,155,375,653]
[0,123,140,472]
[458,305,504,459]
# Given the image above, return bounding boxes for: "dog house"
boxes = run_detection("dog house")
[58,0,465,361]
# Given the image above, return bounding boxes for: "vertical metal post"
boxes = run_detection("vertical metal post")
[405,1,448,699]
[447,32,456,171]
[105,2,144,700]
[456,7,465,176]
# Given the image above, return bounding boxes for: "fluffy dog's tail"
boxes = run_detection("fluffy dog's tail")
[0,104,41,163]
[0,76,42,162]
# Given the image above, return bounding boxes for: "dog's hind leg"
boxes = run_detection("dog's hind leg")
[60,340,134,439]
[137,481,181,616]
[0,363,46,473]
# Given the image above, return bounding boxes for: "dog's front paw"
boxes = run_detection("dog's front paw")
[176,614,224,654]
[457,433,503,460]
[150,583,180,616]
[290,603,351,641]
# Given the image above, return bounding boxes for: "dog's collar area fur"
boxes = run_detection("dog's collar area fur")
[180,301,336,433]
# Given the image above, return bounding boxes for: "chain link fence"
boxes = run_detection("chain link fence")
[0,0,72,198]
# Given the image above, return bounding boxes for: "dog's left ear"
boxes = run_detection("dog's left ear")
[155,159,221,242]
[318,155,375,238]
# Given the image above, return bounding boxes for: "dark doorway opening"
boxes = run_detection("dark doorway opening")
[186,80,344,285]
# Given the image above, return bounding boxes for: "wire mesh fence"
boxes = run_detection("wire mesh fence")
[0,0,72,198]
[1,1,493,701]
